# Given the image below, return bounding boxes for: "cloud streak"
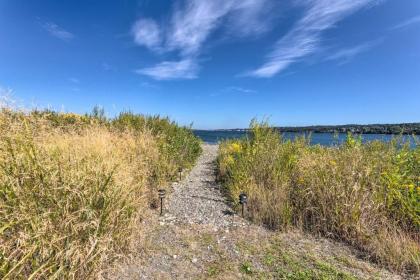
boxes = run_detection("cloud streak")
[227,0,276,37]
[248,0,379,78]
[391,15,420,30]
[42,22,74,41]
[211,86,257,97]
[327,39,382,64]
[133,0,275,80]
[167,1,234,56]
[102,62,113,71]
[135,59,198,80]
[225,86,257,94]
[68,77,80,84]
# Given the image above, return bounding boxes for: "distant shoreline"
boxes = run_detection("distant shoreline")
[198,123,420,135]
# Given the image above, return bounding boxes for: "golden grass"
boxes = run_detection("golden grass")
[0,109,200,279]
[218,121,420,274]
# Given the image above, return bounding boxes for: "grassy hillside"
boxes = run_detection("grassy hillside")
[0,108,201,279]
[218,120,419,274]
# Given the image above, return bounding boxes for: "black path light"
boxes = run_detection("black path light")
[158,189,166,216]
[178,167,183,181]
[239,192,248,218]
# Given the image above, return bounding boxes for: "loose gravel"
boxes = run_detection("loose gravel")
[163,144,245,228]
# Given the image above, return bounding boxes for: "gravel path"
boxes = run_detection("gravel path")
[163,144,243,228]
[108,144,404,280]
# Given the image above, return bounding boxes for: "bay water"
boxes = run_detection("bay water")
[193,130,416,146]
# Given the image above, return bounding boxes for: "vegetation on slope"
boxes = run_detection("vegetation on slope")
[218,120,420,274]
[0,108,201,279]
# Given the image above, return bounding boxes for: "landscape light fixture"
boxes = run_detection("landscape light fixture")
[239,192,247,218]
[158,189,166,216]
[178,167,182,181]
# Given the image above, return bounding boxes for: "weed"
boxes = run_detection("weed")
[240,261,253,275]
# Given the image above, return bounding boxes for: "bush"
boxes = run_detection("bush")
[112,112,202,175]
[0,108,201,279]
[218,121,419,273]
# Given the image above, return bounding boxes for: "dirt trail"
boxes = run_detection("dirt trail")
[109,144,404,280]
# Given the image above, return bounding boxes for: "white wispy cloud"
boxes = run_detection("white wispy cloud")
[225,86,257,94]
[132,19,162,51]
[227,0,276,37]
[327,39,382,64]
[102,62,113,71]
[133,0,276,80]
[211,86,257,96]
[42,22,74,41]
[68,77,80,84]
[248,0,380,78]
[140,81,159,89]
[135,59,198,80]
[166,1,233,56]
[391,15,420,30]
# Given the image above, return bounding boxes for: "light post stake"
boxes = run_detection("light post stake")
[158,189,166,216]
[239,193,247,218]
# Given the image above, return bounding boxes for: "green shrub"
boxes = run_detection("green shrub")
[112,111,202,180]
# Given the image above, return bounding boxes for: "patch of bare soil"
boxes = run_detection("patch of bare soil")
[107,144,409,280]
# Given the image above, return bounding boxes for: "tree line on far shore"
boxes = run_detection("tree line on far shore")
[276,123,420,135]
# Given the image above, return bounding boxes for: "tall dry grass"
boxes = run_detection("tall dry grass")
[218,121,420,274]
[0,109,201,279]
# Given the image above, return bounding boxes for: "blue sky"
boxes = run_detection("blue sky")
[0,0,419,129]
